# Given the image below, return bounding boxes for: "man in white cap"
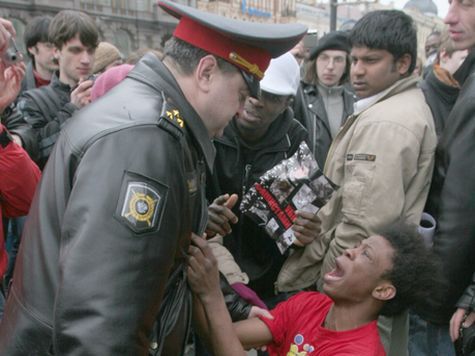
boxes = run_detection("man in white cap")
[0,1,306,355]
[206,52,320,309]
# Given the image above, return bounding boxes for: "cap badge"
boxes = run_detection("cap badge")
[229,52,264,79]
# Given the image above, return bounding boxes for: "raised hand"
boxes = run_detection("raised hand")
[206,193,239,238]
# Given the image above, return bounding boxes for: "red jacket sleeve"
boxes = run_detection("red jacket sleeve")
[0,125,41,218]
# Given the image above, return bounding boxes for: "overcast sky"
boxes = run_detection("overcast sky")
[381,0,448,18]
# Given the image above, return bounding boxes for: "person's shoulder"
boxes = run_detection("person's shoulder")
[285,291,331,308]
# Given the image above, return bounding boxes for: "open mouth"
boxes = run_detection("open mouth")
[241,108,260,122]
[324,259,345,282]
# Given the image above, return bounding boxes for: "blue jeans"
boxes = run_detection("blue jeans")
[4,216,25,288]
[409,311,455,356]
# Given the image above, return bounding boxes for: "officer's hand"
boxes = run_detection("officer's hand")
[450,307,475,341]
[70,78,94,108]
[187,233,221,303]
[206,193,239,238]
[292,210,321,247]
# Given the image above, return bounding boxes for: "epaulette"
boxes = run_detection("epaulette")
[157,93,185,140]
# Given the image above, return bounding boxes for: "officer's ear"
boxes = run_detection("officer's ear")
[195,54,219,93]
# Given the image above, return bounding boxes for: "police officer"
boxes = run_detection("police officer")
[0,1,306,355]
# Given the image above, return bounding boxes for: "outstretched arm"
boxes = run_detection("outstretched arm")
[187,234,273,355]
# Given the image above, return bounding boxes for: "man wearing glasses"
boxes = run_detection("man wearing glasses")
[294,31,355,169]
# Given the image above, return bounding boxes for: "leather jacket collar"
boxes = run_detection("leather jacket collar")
[128,53,216,171]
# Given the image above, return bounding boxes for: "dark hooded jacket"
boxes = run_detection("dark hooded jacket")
[207,109,307,301]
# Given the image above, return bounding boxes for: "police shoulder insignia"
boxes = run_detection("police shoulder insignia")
[116,173,168,234]
[166,109,185,128]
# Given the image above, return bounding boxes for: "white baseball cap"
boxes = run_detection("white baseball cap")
[259,52,300,96]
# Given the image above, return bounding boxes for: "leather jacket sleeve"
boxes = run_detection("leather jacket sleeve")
[457,273,475,311]
[431,91,475,321]
[220,273,252,321]
[51,126,189,355]
[2,104,39,161]
[17,93,77,167]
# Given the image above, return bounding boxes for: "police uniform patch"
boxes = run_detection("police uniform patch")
[116,174,167,234]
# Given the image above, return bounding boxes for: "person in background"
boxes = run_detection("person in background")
[187,223,440,356]
[277,10,436,356]
[92,41,123,75]
[1,15,58,296]
[0,1,306,354]
[423,30,442,78]
[419,29,468,138]
[206,52,316,309]
[410,0,475,354]
[414,57,424,77]
[90,63,133,101]
[14,10,99,169]
[0,17,41,319]
[293,31,354,169]
[21,15,58,92]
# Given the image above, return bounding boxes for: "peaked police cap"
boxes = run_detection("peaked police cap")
[158,0,307,97]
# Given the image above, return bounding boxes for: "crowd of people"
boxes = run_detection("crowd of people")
[0,0,473,355]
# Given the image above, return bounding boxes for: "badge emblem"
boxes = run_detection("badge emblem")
[121,182,161,233]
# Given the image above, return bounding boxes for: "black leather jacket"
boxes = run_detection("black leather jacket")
[419,50,475,324]
[293,82,354,169]
[0,54,211,355]
[16,72,78,168]
[457,273,475,312]
[207,110,307,301]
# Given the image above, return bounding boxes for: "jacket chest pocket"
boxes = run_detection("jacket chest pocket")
[342,157,376,216]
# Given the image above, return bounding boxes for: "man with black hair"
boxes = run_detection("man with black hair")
[1,15,58,296]
[187,223,440,356]
[274,10,436,355]
[14,10,99,168]
[0,2,306,354]
[21,16,58,93]
[205,52,315,309]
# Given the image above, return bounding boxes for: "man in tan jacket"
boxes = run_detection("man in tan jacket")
[276,10,436,356]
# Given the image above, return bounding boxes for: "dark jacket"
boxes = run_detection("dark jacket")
[419,66,461,138]
[20,61,37,94]
[420,50,475,324]
[0,54,211,356]
[207,109,307,301]
[293,82,354,169]
[15,72,78,168]
[457,272,475,312]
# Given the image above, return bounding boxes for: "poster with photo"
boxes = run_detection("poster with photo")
[240,142,338,254]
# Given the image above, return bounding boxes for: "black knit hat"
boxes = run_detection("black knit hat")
[309,31,350,60]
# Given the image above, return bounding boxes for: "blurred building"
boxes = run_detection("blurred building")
[197,0,297,23]
[294,0,444,61]
[0,0,188,59]
[0,0,444,64]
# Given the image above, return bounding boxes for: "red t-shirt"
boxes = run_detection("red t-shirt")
[259,292,386,356]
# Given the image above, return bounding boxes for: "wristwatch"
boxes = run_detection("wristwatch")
[0,129,13,148]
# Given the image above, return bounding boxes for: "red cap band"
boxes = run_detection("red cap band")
[173,17,270,79]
